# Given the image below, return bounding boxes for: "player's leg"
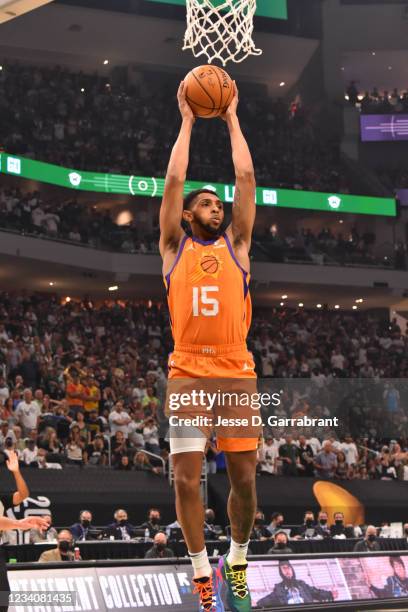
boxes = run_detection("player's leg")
[172,450,224,611]
[218,449,258,612]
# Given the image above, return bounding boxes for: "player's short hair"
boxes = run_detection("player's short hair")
[183,188,218,211]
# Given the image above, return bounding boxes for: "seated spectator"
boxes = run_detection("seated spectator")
[292,511,317,539]
[84,434,108,466]
[297,435,315,477]
[29,514,58,543]
[314,511,331,538]
[21,438,38,466]
[144,532,174,559]
[86,410,104,440]
[69,412,90,444]
[111,431,129,467]
[38,427,63,454]
[267,531,294,555]
[250,509,271,540]
[267,512,285,537]
[203,508,223,539]
[65,431,85,467]
[116,455,132,471]
[141,508,162,539]
[70,510,95,541]
[36,448,63,469]
[38,529,80,562]
[353,525,381,552]
[330,512,354,538]
[105,509,134,541]
[133,451,162,474]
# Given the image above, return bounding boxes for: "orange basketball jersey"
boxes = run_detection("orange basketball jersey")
[163,232,252,347]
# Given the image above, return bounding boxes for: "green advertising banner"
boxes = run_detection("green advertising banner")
[144,0,288,20]
[0,153,396,216]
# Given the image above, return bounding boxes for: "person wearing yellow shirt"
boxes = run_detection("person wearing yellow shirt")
[83,376,101,414]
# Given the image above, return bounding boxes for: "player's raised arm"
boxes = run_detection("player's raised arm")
[223,82,256,250]
[159,81,195,256]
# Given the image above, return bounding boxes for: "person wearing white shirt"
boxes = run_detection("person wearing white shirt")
[0,377,9,403]
[341,436,359,465]
[14,389,41,435]
[331,349,345,371]
[307,437,322,455]
[257,437,278,475]
[108,401,131,438]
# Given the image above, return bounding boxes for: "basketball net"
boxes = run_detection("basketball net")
[183,0,262,66]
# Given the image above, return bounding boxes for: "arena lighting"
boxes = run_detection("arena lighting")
[339,219,344,224]
[334,305,340,309]
[372,51,376,56]
[280,302,285,306]
[49,282,54,286]
[65,296,71,303]
[353,305,358,310]
[316,304,322,308]
[279,82,285,87]
[103,59,109,65]
[298,303,304,307]
[109,286,119,292]
[80,88,85,93]
[355,298,364,303]
[281,294,288,299]
[0,0,53,24]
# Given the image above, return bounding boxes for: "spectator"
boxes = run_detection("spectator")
[65,431,85,467]
[315,511,331,538]
[279,435,299,477]
[105,509,134,541]
[65,369,85,417]
[144,532,174,559]
[330,512,354,539]
[297,435,315,477]
[141,508,162,539]
[353,525,381,552]
[14,389,40,436]
[29,514,58,543]
[267,512,285,537]
[133,451,161,474]
[314,441,337,479]
[38,529,79,562]
[250,509,271,540]
[203,508,223,539]
[108,401,131,438]
[268,531,294,555]
[293,511,317,539]
[84,434,108,466]
[70,510,95,541]
[258,435,278,475]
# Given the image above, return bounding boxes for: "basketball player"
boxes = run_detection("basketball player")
[160,81,257,612]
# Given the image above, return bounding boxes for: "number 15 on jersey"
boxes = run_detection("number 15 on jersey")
[192,286,219,317]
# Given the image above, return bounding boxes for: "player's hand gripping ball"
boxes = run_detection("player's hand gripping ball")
[184,65,234,118]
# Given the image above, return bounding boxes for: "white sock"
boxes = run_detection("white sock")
[227,539,249,567]
[189,546,212,579]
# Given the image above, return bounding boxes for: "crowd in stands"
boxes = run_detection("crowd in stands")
[346,82,408,114]
[1,187,402,268]
[0,293,407,480]
[0,60,349,192]
[22,504,408,561]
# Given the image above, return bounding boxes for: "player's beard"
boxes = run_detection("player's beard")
[194,216,220,237]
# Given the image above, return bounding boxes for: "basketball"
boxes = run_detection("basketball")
[201,254,219,274]
[184,65,234,118]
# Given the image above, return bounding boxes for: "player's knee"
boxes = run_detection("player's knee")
[233,474,255,497]
[174,472,200,495]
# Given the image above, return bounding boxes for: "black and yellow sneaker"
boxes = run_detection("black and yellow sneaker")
[218,554,251,611]
[192,572,225,612]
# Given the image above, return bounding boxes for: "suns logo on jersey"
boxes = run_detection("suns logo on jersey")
[190,250,224,283]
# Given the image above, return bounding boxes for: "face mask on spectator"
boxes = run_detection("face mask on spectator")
[59,540,72,553]
[276,542,287,549]
[119,519,127,526]
[81,519,90,528]
[305,518,314,527]
[335,519,343,526]
[319,519,327,525]
[150,517,160,525]
[367,534,376,542]
[156,543,165,551]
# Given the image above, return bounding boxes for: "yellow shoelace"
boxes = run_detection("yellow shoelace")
[225,567,249,599]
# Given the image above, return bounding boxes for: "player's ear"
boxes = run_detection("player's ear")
[182,209,193,223]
